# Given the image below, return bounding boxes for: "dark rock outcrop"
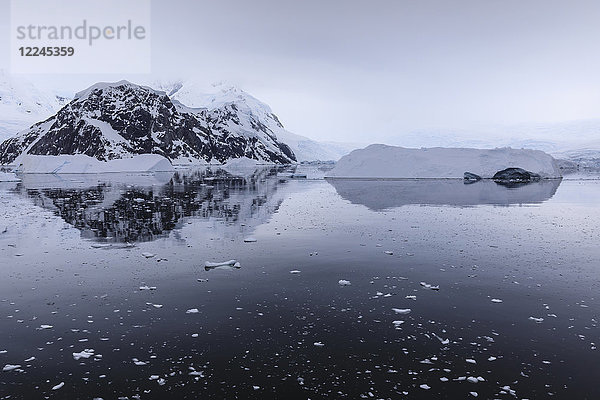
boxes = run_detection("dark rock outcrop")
[493,168,541,185]
[463,172,482,183]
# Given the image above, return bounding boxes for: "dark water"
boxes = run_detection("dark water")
[0,167,598,399]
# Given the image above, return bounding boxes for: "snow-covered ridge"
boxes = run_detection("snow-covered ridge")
[73,80,167,101]
[326,144,562,179]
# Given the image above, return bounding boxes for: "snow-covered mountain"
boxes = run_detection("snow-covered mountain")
[390,120,600,169]
[0,70,67,142]
[152,79,359,161]
[0,81,296,165]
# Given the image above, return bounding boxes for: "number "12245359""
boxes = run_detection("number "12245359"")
[19,47,75,56]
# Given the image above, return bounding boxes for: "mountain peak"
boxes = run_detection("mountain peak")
[74,80,167,101]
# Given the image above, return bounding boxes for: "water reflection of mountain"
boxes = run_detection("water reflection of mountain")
[18,167,288,243]
[327,179,562,211]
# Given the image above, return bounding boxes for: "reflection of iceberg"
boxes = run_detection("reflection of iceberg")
[327,179,562,210]
[15,166,289,243]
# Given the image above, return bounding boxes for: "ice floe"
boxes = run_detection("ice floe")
[2,364,21,372]
[205,260,241,270]
[73,349,97,360]
[420,282,440,290]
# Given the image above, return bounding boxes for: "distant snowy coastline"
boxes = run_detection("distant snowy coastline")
[326,144,562,179]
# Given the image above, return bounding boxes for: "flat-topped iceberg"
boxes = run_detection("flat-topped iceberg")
[0,171,20,181]
[14,154,175,174]
[326,144,561,179]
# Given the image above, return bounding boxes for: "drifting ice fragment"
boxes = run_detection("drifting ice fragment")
[141,252,156,258]
[186,308,199,314]
[2,364,21,372]
[338,280,352,286]
[52,382,65,390]
[243,237,257,243]
[205,260,241,271]
[420,282,439,290]
[73,349,95,360]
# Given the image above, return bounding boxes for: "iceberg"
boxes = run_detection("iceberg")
[13,154,175,174]
[326,144,562,179]
[0,171,20,181]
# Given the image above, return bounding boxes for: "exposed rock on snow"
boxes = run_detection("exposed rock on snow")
[0,81,295,166]
[326,144,562,179]
[152,80,358,162]
[13,154,174,174]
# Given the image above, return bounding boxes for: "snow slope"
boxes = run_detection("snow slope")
[0,70,66,142]
[326,144,561,179]
[154,79,356,161]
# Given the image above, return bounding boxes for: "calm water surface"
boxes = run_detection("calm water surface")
[0,166,598,399]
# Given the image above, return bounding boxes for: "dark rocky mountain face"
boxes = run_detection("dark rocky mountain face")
[0,82,296,165]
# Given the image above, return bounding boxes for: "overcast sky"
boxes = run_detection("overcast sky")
[1,0,600,144]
